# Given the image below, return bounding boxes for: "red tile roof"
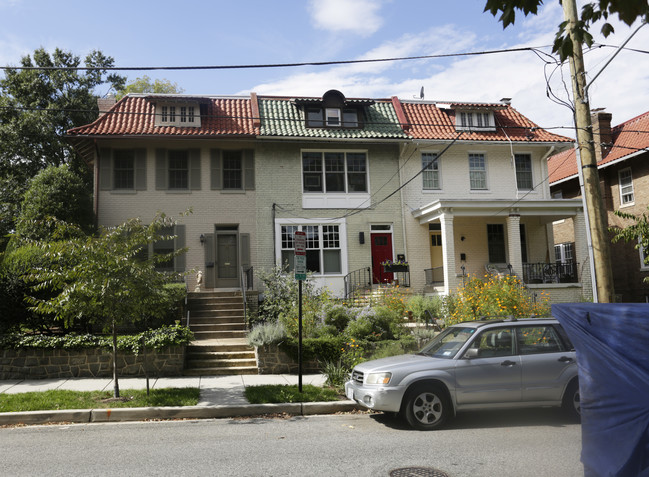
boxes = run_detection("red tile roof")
[67,94,258,137]
[548,110,649,184]
[399,101,573,143]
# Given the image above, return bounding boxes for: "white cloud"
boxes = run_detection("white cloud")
[246,6,649,136]
[308,0,384,36]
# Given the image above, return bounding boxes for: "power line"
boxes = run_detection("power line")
[1,46,547,72]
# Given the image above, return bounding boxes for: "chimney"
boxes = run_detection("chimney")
[97,95,116,118]
[591,109,612,163]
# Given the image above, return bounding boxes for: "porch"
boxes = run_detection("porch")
[408,198,592,301]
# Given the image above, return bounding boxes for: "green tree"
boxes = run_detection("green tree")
[0,47,125,243]
[611,208,649,283]
[116,75,184,99]
[484,0,649,59]
[13,164,94,241]
[27,213,187,398]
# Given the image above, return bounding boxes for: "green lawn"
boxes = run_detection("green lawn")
[0,388,200,412]
[244,384,341,404]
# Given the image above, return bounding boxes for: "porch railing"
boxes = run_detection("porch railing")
[344,267,372,304]
[522,261,579,284]
[424,267,444,286]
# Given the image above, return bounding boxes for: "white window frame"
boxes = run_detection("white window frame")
[619,167,634,206]
[301,150,371,209]
[456,111,496,132]
[514,153,533,191]
[469,152,488,190]
[275,218,347,277]
[325,108,341,127]
[422,152,441,190]
[155,102,201,127]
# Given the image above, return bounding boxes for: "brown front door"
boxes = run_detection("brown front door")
[371,232,393,284]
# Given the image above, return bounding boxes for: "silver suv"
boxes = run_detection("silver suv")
[344,318,580,430]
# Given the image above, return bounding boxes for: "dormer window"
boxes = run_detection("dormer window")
[155,102,201,127]
[456,110,495,132]
[297,90,368,129]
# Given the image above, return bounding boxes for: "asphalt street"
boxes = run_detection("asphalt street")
[0,409,582,476]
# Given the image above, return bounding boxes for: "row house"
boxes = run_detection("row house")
[68,90,590,303]
[549,109,649,302]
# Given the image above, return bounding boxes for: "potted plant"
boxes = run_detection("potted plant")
[381,259,409,273]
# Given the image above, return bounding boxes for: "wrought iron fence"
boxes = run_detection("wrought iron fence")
[522,261,578,284]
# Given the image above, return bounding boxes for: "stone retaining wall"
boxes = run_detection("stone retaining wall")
[256,344,320,374]
[0,346,185,380]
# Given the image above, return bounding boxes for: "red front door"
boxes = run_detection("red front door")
[371,233,393,284]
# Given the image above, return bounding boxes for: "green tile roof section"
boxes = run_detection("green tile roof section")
[258,98,410,139]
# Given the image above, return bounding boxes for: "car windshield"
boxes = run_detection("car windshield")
[418,326,476,359]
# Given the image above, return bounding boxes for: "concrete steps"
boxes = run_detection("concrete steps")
[184,292,258,376]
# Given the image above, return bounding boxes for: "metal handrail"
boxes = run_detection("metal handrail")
[343,267,372,304]
[424,267,444,285]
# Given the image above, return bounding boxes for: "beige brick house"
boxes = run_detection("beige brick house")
[549,109,649,302]
[68,90,590,302]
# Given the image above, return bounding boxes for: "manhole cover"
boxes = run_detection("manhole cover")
[389,467,449,477]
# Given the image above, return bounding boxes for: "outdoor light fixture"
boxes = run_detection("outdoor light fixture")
[359,232,365,244]
[200,234,205,244]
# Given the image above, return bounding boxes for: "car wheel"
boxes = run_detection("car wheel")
[562,379,581,421]
[403,384,450,430]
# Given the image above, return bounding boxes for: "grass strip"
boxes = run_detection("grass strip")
[244,384,340,404]
[0,387,200,412]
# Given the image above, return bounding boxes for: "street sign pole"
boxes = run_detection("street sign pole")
[293,231,307,392]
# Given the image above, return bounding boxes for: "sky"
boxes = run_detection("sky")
[1,0,648,138]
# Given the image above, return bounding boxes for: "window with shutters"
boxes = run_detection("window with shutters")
[99,148,147,192]
[210,149,255,191]
[155,148,201,191]
[149,224,186,272]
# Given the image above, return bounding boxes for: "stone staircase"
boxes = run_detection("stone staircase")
[184,291,258,376]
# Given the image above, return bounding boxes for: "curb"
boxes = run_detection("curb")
[0,401,363,426]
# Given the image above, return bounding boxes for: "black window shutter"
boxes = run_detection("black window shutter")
[189,149,201,190]
[244,150,255,190]
[99,148,112,190]
[155,149,167,190]
[210,149,222,190]
[135,149,147,190]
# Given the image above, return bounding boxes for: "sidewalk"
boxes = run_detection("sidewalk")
[0,374,361,426]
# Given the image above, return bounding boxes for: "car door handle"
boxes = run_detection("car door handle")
[558,356,574,363]
[501,360,517,367]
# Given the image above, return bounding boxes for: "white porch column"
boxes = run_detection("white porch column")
[573,209,594,300]
[440,212,457,294]
[506,213,523,278]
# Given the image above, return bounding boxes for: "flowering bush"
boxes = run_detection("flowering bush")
[443,274,550,325]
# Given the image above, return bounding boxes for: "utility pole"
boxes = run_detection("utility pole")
[563,0,615,303]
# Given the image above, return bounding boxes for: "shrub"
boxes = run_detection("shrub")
[444,274,551,325]
[0,243,63,333]
[406,295,443,322]
[247,321,287,347]
[0,325,194,353]
[324,305,352,332]
[344,306,405,341]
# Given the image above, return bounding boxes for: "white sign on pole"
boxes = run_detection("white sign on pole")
[294,231,307,280]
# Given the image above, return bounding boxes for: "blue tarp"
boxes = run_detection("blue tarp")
[553,303,649,477]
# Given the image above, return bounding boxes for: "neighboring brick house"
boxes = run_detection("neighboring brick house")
[549,110,649,302]
[68,90,591,302]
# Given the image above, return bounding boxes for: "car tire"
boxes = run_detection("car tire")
[562,379,581,422]
[403,384,450,430]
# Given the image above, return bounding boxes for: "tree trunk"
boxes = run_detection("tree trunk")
[112,319,120,398]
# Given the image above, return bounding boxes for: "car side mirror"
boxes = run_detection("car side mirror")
[463,348,479,359]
